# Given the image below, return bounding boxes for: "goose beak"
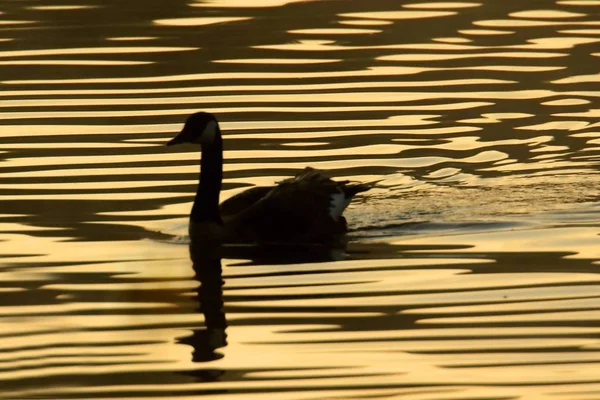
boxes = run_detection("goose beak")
[166,136,182,146]
[166,129,190,146]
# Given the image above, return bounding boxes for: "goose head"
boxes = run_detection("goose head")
[167,112,220,147]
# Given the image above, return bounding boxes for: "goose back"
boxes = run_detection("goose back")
[222,168,369,244]
[219,186,273,218]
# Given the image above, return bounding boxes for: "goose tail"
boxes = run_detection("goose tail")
[329,182,371,221]
[342,183,371,198]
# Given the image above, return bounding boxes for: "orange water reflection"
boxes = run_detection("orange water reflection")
[3,0,600,398]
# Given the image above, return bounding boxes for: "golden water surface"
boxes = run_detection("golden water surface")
[2,0,600,398]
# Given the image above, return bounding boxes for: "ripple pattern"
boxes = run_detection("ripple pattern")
[2,0,600,398]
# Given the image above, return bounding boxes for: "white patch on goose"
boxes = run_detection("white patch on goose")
[197,120,217,145]
[328,192,351,220]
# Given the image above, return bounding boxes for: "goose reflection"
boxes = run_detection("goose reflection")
[178,235,353,365]
[178,246,227,363]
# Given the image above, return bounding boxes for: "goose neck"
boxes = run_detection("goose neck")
[191,132,223,223]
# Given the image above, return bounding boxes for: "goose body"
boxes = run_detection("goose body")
[168,112,370,245]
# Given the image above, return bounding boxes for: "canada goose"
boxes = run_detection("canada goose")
[167,112,370,244]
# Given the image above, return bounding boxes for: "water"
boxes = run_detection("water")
[2,0,600,398]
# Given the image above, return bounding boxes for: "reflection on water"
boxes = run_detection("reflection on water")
[3,0,600,398]
[179,248,227,364]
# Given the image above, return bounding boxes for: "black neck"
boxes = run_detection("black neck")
[191,131,223,223]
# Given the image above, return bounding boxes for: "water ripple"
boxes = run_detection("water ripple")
[3,0,600,398]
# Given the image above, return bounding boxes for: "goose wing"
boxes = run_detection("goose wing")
[219,186,273,217]
[228,168,369,243]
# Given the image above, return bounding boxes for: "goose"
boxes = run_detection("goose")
[167,112,370,245]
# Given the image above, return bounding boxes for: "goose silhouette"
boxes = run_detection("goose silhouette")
[167,112,370,245]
